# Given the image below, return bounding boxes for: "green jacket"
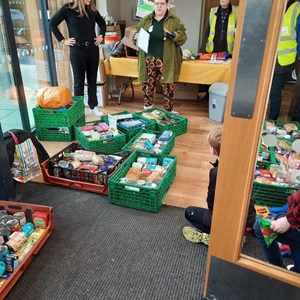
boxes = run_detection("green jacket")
[136,11,187,83]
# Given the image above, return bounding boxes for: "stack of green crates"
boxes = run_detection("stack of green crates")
[122,129,175,156]
[33,96,85,141]
[135,107,188,137]
[74,119,127,153]
[108,151,177,212]
[102,111,156,142]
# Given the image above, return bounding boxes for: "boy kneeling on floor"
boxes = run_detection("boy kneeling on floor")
[182,127,256,245]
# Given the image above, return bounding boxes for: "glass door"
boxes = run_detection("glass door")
[0,0,54,132]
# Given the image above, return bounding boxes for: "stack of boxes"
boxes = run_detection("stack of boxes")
[104,24,122,45]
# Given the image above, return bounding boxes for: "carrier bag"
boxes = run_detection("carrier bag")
[36,86,72,109]
[8,131,42,183]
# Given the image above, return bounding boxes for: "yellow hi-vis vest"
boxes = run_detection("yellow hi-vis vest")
[206,6,238,54]
[278,2,300,66]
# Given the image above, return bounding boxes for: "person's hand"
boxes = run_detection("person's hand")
[270,217,291,234]
[64,37,76,46]
[94,35,103,46]
[164,29,175,40]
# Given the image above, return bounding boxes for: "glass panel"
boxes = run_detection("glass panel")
[0,1,53,132]
[48,0,73,90]
[11,0,51,129]
[0,3,23,132]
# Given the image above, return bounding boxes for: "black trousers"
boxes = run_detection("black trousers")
[70,45,99,109]
[184,206,212,234]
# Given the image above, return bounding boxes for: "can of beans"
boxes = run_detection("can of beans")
[13,212,26,227]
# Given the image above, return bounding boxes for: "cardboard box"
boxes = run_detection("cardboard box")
[106,25,120,32]
[124,26,139,51]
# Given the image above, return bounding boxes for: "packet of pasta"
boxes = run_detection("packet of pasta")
[258,218,279,247]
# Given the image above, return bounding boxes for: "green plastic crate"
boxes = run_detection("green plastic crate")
[122,129,175,156]
[36,114,85,142]
[264,119,300,136]
[108,151,177,212]
[102,111,156,142]
[135,107,188,137]
[74,120,126,153]
[33,96,84,127]
[252,181,298,207]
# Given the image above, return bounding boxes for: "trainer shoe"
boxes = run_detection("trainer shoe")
[90,107,103,117]
[143,104,154,111]
[182,226,210,245]
[287,264,295,271]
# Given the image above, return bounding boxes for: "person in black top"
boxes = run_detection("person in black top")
[182,127,256,245]
[49,0,106,117]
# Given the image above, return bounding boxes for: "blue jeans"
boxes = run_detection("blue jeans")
[268,72,290,120]
[254,220,300,273]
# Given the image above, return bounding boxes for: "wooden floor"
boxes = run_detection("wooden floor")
[40,82,295,209]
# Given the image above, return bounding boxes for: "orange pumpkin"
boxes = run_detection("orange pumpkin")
[36,87,72,109]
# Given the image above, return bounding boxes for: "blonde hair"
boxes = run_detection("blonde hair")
[207,127,222,155]
[70,0,97,18]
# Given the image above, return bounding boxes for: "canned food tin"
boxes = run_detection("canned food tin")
[0,215,14,224]
[0,245,9,262]
[0,228,10,244]
[0,210,7,215]
[68,160,82,169]
[58,160,69,168]
[21,223,34,237]
[6,219,20,233]
[13,212,26,227]
[6,232,26,252]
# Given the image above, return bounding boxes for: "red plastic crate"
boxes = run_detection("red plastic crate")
[0,201,54,299]
[41,143,127,195]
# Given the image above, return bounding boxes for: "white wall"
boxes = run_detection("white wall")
[173,0,202,54]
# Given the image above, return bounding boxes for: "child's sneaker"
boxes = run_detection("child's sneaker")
[287,264,295,271]
[182,226,210,245]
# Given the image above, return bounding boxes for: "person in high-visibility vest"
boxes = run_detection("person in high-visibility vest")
[200,0,238,55]
[268,0,300,120]
[199,0,238,101]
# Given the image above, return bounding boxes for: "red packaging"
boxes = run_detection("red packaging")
[32,211,49,229]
